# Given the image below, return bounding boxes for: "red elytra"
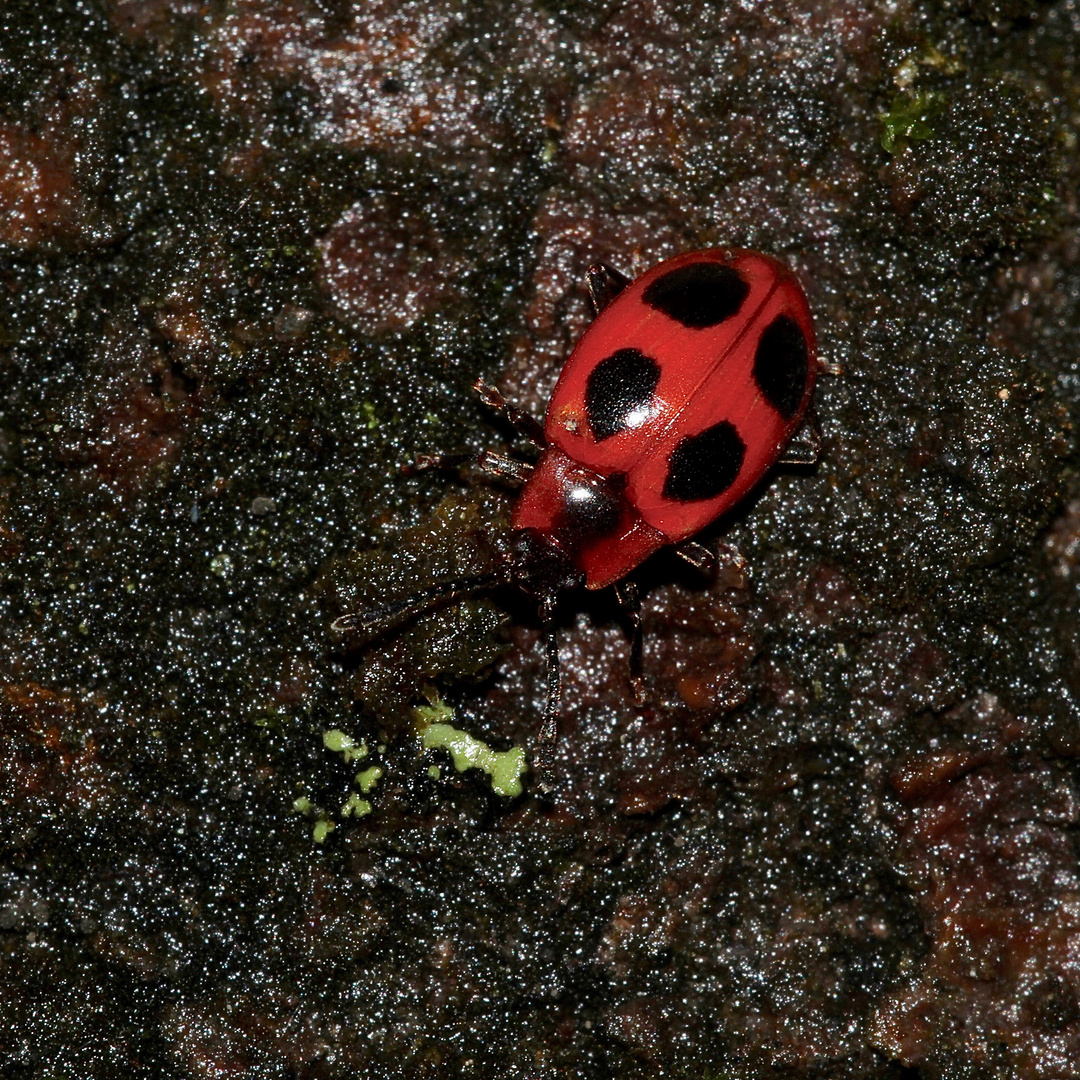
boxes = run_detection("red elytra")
[512,248,817,590]
[335,247,819,785]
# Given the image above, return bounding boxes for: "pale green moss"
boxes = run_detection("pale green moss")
[355,766,383,794]
[427,765,441,780]
[312,818,335,843]
[416,700,527,798]
[879,90,944,154]
[292,795,312,814]
[341,793,372,818]
[322,729,369,763]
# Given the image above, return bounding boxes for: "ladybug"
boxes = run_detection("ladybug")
[335,248,822,781]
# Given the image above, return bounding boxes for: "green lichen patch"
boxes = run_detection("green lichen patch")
[291,793,341,841]
[311,818,336,844]
[341,793,372,818]
[322,728,369,763]
[415,698,527,798]
[355,765,383,794]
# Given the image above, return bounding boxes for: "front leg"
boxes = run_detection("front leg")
[409,449,534,485]
[474,378,547,448]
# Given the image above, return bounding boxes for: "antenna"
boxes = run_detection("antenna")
[331,572,502,637]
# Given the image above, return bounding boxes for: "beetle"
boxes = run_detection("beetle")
[334,248,823,781]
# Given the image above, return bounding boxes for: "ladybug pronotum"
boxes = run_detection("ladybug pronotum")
[336,248,821,783]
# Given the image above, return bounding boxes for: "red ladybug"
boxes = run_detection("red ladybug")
[335,248,821,781]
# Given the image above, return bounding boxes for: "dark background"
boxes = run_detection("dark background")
[2,0,1080,1077]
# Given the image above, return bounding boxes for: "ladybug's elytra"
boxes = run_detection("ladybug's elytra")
[336,248,822,784]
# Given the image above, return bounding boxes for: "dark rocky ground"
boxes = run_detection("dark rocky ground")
[2,0,1080,1077]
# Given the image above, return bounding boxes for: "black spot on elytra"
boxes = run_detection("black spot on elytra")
[585,348,660,442]
[642,262,750,329]
[753,314,808,419]
[662,421,746,503]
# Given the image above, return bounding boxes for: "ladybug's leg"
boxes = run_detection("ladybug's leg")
[531,619,561,792]
[409,450,474,472]
[613,580,647,705]
[674,541,747,580]
[674,540,717,577]
[585,263,631,315]
[538,624,560,744]
[409,449,533,484]
[776,409,822,468]
[474,378,546,448]
[476,451,534,483]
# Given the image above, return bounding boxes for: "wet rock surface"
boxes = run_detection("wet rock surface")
[2,0,1080,1077]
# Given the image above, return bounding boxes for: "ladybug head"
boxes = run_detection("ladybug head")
[505,527,585,620]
